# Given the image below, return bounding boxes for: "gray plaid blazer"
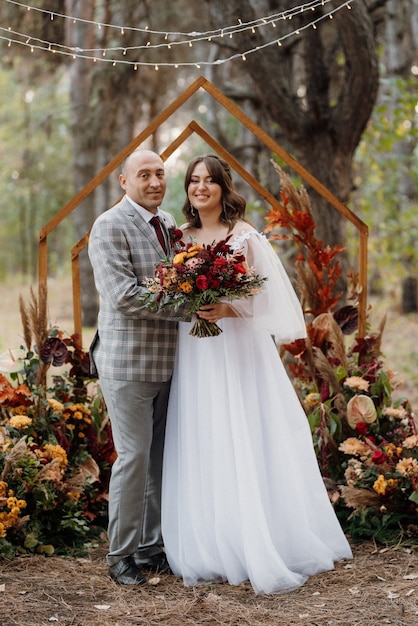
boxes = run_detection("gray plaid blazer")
[88,196,180,383]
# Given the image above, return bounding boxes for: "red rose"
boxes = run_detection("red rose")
[196,275,209,290]
[234,263,247,274]
[372,450,387,465]
[214,257,227,269]
[355,421,368,435]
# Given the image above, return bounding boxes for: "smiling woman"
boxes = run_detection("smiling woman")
[159,154,353,596]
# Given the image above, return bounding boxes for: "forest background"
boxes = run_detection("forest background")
[0,1,417,402]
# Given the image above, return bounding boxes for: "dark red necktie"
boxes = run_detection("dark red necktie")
[150,216,167,254]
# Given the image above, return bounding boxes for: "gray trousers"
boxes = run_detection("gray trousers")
[99,377,171,566]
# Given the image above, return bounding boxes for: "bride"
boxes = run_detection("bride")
[161,154,352,595]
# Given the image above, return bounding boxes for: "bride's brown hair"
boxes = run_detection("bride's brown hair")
[182,154,246,230]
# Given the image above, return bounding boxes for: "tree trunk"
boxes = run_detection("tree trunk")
[401,277,418,314]
[204,0,379,287]
[64,1,167,327]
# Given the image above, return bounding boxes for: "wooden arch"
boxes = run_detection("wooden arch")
[38,75,368,344]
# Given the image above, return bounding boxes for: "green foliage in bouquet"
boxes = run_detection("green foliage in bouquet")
[0,285,114,559]
[266,164,418,546]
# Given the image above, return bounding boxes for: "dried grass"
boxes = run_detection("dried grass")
[340,485,382,510]
[1,541,417,626]
[18,282,50,386]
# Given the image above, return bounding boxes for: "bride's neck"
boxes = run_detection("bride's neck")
[199,211,223,228]
[190,219,230,244]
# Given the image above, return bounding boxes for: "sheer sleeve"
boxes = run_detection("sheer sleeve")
[228,230,307,344]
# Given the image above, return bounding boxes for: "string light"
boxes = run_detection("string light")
[3,0,342,39]
[0,0,356,69]
[0,4,337,56]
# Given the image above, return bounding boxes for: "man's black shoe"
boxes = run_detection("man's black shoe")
[134,552,172,574]
[109,556,147,585]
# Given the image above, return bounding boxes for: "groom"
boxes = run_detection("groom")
[88,149,184,585]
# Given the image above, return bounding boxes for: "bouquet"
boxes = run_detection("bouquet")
[141,235,267,337]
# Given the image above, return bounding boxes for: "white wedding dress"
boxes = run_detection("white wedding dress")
[161,230,352,595]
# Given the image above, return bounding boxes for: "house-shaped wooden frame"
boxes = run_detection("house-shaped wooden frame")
[38,76,368,342]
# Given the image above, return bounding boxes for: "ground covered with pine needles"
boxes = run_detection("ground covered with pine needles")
[1,539,417,626]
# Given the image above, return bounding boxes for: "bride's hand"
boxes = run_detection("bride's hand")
[197,303,236,323]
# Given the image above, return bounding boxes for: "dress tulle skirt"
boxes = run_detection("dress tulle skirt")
[161,318,352,595]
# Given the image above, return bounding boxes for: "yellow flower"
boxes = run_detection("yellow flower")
[179,281,193,293]
[173,252,188,264]
[186,244,203,254]
[344,376,369,392]
[66,491,81,502]
[74,403,90,414]
[44,443,68,468]
[385,443,397,457]
[0,480,7,497]
[0,523,6,538]
[373,474,387,495]
[304,392,321,408]
[9,414,32,429]
[47,398,64,412]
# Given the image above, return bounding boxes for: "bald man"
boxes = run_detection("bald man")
[89,150,184,584]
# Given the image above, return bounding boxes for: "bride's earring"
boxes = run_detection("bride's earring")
[190,204,197,217]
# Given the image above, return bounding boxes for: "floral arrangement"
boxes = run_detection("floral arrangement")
[297,313,418,543]
[0,286,114,559]
[141,235,267,337]
[266,163,418,545]
[168,226,185,251]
